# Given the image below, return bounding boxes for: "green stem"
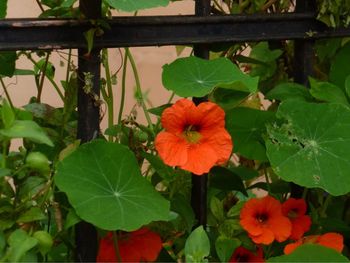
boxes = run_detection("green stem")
[302,188,308,200]
[37,53,50,102]
[65,49,72,85]
[125,48,155,135]
[263,166,271,195]
[26,54,64,101]
[0,78,14,109]
[102,49,114,141]
[118,49,128,124]
[112,231,122,262]
[320,194,332,218]
[60,49,73,138]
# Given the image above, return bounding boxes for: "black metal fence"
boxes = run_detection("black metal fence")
[2,0,350,261]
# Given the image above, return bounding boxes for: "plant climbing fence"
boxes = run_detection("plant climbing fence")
[1,0,350,262]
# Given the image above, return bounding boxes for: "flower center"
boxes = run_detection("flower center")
[288,209,299,219]
[255,213,268,224]
[183,125,201,144]
[235,254,249,262]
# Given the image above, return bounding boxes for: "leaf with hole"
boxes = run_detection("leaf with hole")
[266,100,350,196]
[55,140,170,231]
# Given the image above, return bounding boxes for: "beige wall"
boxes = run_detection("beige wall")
[5,1,194,127]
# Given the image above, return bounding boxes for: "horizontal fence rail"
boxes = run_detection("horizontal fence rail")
[1,13,350,50]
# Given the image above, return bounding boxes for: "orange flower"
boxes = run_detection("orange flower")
[282,198,311,240]
[96,227,162,262]
[240,196,292,245]
[284,232,344,255]
[155,99,233,175]
[229,246,264,262]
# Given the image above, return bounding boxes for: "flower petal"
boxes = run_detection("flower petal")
[268,216,292,242]
[180,142,218,175]
[161,99,196,134]
[132,228,163,261]
[196,101,226,130]
[240,217,263,236]
[250,228,275,245]
[155,132,188,167]
[284,240,303,255]
[317,233,344,253]
[289,215,311,240]
[282,198,307,217]
[201,128,233,164]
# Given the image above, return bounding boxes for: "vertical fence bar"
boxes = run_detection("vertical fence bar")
[291,0,316,198]
[191,0,211,227]
[294,0,316,86]
[75,0,101,261]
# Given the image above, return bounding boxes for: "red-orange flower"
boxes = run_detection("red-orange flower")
[284,232,344,255]
[96,227,162,262]
[240,196,292,245]
[229,246,265,262]
[155,99,233,175]
[282,198,311,240]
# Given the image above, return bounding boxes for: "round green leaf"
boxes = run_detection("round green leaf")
[162,57,246,97]
[266,100,350,196]
[105,0,169,12]
[226,107,275,161]
[55,140,170,231]
[268,244,348,262]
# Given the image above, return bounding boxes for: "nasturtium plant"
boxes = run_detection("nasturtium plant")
[55,140,170,231]
[266,100,350,195]
[2,0,350,262]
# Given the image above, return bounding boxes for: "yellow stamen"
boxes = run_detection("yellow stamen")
[183,125,201,144]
